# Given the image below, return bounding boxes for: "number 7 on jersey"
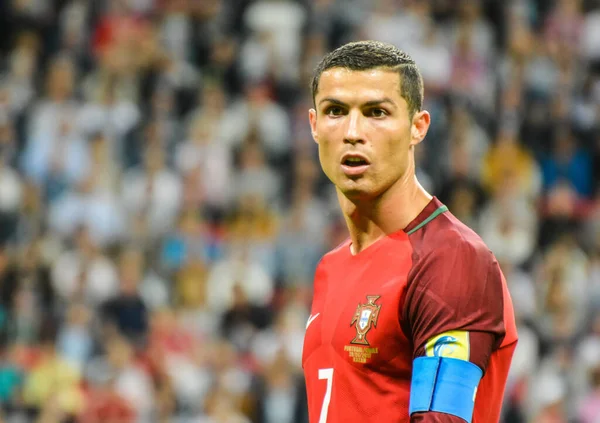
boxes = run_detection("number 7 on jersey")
[318,368,334,423]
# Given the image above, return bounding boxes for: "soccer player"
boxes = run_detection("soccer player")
[302,41,518,423]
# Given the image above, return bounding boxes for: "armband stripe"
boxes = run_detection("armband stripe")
[409,356,483,423]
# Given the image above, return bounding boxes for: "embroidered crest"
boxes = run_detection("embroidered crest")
[350,295,381,345]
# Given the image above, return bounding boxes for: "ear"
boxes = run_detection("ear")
[410,110,431,146]
[309,108,319,144]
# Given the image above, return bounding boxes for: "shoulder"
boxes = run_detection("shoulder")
[403,209,509,351]
[410,209,496,271]
[314,238,350,275]
[405,208,504,299]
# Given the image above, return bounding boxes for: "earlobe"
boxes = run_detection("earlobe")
[411,127,420,142]
[409,127,422,146]
[410,110,431,146]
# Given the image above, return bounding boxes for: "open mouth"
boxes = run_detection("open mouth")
[343,157,369,167]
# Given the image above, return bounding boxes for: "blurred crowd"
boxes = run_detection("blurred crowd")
[0,0,599,422]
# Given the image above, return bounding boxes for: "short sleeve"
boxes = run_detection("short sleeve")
[402,239,506,373]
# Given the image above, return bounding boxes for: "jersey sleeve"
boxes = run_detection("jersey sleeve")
[402,238,506,374]
[411,412,466,422]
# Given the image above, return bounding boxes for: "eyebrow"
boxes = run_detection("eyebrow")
[318,97,397,108]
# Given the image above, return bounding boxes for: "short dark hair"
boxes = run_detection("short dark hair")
[311,41,424,117]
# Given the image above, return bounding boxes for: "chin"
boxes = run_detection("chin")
[338,180,377,202]
[338,174,399,202]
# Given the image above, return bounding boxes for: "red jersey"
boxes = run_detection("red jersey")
[302,197,517,423]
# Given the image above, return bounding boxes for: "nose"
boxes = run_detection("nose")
[344,110,365,145]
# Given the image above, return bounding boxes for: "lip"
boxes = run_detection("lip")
[340,153,370,176]
[341,153,370,165]
[341,163,370,176]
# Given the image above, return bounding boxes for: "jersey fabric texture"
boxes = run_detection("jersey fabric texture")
[302,197,518,423]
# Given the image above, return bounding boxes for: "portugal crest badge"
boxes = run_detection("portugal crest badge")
[350,295,381,345]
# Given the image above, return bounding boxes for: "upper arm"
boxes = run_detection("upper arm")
[403,238,506,422]
[403,239,505,373]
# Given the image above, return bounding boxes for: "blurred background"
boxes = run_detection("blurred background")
[0,0,598,422]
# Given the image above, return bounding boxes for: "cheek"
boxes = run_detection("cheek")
[375,135,409,175]
[317,140,335,176]
[315,125,338,160]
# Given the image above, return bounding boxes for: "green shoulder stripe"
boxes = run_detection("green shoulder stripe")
[406,205,449,235]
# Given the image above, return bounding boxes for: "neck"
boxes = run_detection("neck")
[339,168,432,255]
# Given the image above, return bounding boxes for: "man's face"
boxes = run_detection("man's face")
[309,67,424,201]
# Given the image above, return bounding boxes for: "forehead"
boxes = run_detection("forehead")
[316,67,404,104]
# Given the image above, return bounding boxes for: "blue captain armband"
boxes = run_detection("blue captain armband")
[409,356,483,423]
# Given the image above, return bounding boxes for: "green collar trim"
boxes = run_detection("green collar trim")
[406,205,449,235]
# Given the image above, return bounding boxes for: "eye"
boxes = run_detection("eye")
[325,106,344,116]
[368,108,388,118]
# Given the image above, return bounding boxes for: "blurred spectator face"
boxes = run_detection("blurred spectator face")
[509,23,534,58]
[175,259,208,308]
[0,119,15,163]
[74,226,96,256]
[455,27,474,57]
[448,185,476,221]
[10,45,37,81]
[188,115,215,145]
[557,0,581,15]
[179,209,204,237]
[592,366,600,390]
[210,340,237,371]
[495,170,520,202]
[60,1,88,49]
[108,0,131,15]
[152,86,175,116]
[231,283,249,307]
[101,42,131,75]
[67,302,91,327]
[144,121,163,146]
[144,146,165,174]
[18,239,42,272]
[46,57,75,102]
[246,83,271,108]
[545,270,568,312]
[294,154,318,185]
[536,402,567,423]
[373,0,399,14]
[107,336,133,369]
[0,248,8,274]
[553,128,575,158]
[21,181,41,214]
[239,143,266,170]
[202,83,226,112]
[0,87,9,115]
[180,170,205,209]
[546,182,576,217]
[229,194,278,244]
[97,78,117,105]
[13,30,40,55]
[204,387,242,420]
[263,349,294,393]
[450,106,471,135]
[502,82,523,111]
[458,0,481,21]
[449,141,470,177]
[119,249,143,295]
[13,284,39,328]
[592,313,600,336]
[551,95,571,122]
[90,133,110,164]
[211,37,237,67]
